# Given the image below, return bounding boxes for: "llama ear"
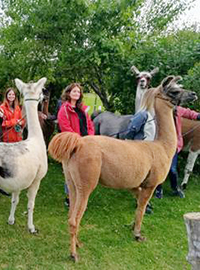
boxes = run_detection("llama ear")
[150,67,159,76]
[130,65,140,75]
[15,78,25,93]
[173,76,182,83]
[36,77,47,88]
[161,76,174,89]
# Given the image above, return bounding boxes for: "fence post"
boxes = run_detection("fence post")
[184,212,200,270]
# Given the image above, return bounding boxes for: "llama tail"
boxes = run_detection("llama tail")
[48,132,81,162]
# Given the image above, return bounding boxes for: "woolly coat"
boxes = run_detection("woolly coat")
[0,101,25,142]
[176,106,199,152]
[58,101,94,135]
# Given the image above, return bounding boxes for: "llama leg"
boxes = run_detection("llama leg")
[27,179,41,233]
[69,193,90,262]
[8,191,20,225]
[181,151,199,189]
[67,177,82,248]
[133,186,155,241]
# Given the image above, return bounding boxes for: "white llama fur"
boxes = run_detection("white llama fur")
[131,65,159,113]
[0,77,48,233]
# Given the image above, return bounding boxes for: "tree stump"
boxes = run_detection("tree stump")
[184,212,200,270]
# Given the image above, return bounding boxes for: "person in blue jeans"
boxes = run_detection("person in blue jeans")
[155,106,200,199]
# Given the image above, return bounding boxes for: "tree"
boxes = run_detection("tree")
[0,0,196,112]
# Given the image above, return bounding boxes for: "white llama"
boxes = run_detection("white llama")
[131,65,159,112]
[0,77,48,233]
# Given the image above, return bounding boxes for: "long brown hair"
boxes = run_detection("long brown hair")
[3,88,19,109]
[61,83,83,109]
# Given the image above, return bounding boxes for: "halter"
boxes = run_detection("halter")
[24,98,41,102]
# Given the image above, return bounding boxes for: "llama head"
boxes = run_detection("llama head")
[161,76,197,106]
[15,77,47,102]
[131,66,159,89]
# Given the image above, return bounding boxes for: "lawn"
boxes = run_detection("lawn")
[0,157,199,270]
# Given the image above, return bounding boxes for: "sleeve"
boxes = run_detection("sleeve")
[125,111,148,140]
[178,106,199,120]
[2,118,18,128]
[57,106,75,133]
[87,114,95,135]
[1,105,17,128]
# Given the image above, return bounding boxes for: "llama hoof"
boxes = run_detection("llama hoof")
[29,228,39,234]
[8,219,15,225]
[135,235,146,242]
[181,183,187,190]
[70,253,79,262]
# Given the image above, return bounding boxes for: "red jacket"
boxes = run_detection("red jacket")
[0,102,25,142]
[58,101,94,135]
[176,106,199,152]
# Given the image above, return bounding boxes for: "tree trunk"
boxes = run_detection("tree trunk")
[184,212,200,270]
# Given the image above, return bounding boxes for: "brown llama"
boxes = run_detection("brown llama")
[48,76,197,262]
[181,118,200,189]
[38,88,55,147]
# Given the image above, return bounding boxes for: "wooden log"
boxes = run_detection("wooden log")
[184,212,200,270]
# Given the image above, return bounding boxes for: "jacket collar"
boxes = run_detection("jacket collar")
[63,101,87,112]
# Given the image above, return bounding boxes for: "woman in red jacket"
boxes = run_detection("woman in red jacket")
[57,83,95,206]
[0,88,25,143]
[58,83,94,135]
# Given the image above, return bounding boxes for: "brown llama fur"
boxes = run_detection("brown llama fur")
[48,76,197,262]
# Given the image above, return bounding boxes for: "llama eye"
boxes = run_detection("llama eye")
[172,91,180,95]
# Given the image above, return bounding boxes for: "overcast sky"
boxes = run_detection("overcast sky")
[179,0,200,25]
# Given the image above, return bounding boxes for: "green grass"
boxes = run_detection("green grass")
[0,159,199,269]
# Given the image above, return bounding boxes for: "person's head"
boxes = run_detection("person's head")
[4,88,19,108]
[61,83,83,108]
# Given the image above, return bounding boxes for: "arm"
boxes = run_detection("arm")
[178,106,199,120]
[2,118,18,128]
[57,106,75,133]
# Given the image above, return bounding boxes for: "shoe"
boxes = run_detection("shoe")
[64,197,70,207]
[155,189,163,199]
[145,203,153,215]
[172,188,185,198]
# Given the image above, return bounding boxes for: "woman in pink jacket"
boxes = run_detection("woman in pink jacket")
[155,106,200,199]
[57,82,94,206]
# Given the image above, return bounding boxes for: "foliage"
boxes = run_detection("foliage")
[0,160,199,269]
[0,0,198,113]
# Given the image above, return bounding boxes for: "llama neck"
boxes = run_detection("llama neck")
[42,99,49,116]
[25,101,44,139]
[155,97,177,157]
[135,86,147,112]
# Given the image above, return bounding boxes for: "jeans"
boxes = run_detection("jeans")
[156,152,179,192]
